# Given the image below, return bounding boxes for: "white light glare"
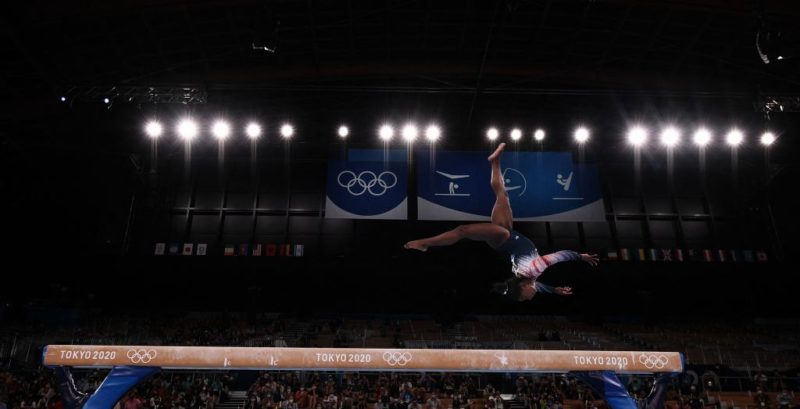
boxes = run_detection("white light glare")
[246,123,262,139]
[486,127,499,141]
[338,126,349,138]
[212,120,231,140]
[402,124,419,142]
[693,128,712,147]
[760,132,776,146]
[660,126,682,147]
[176,119,198,140]
[534,129,545,141]
[280,124,294,139]
[726,129,744,146]
[379,124,394,141]
[510,129,522,141]
[425,125,441,142]
[145,121,163,139]
[627,126,648,146]
[574,127,590,143]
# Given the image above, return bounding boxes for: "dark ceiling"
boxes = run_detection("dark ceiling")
[3,0,800,101]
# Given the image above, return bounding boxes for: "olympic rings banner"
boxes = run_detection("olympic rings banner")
[325,158,408,219]
[416,151,605,221]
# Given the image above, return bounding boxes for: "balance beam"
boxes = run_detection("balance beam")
[44,345,683,373]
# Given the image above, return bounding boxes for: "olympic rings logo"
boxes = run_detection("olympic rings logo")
[638,354,669,369]
[337,171,398,196]
[127,348,157,364]
[383,351,412,366]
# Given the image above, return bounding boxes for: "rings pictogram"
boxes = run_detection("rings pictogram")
[127,348,157,364]
[383,351,412,366]
[638,354,669,369]
[337,171,398,196]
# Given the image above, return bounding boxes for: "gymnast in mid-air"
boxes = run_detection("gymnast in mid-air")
[404,142,599,301]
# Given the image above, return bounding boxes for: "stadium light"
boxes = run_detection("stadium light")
[246,123,262,139]
[402,124,419,143]
[726,129,744,146]
[176,119,198,140]
[212,120,231,140]
[486,127,499,141]
[627,126,648,147]
[379,124,394,141]
[280,124,294,139]
[574,127,590,143]
[693,128,712,147]
[145,121,163,139]
[425,125,441,142]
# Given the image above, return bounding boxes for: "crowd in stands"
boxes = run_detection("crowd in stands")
[0,370,233,409]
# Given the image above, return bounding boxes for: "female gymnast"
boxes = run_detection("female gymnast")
[404,143,599,301]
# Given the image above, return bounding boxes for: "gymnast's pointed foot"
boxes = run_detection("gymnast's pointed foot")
[488,142,506,162]
[404,240,428,252]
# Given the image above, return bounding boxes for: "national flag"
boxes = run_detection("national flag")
[294,244,304,257]
[648,248,659,261]
[182,243,193,255]
[197,243,207,256]
[674,249,684,262]
[756,251,768,262]
[743,250,754,262]
[728,250,738,262]
[224,245,235,256]
[661,249,673,262]
[168,243,180,255]
[607,251,619,261]
[154,243,166,255]
[620,248,630,261]
[266,244,277,256]
[702,249,713,262]
[239,244,249,256]
[279,244,292,256]
[637,248,646,261]
[716,249,727,262]
[252,244,262,256]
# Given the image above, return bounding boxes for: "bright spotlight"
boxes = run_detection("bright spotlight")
[176,119,198,140]
[486,127,499,141]
[693,128,712,147]
[726,129,744,146]
[145,121,163,139]
[245,123,262,139]
[212,120,231,140]
[627,126,648,147]
[379,124,394,141]
[338,126,349,138]
[510,129,522,141]
[574,127,590,143]
[760,132,776,146]
[280,124,294,139]
[660,126,681,147]
[60,96,67,102]
[425,125,441,142]
[103,97,110,104]
[534,129,545,141]
[402,124,419,142]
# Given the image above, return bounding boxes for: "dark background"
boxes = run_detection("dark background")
[2,0,800,320]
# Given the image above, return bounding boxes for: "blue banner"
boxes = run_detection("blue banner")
[325,158,408,219]
[416,150,604,221]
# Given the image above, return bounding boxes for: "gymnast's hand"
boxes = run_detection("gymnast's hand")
[555,287,572,296]
[580,253,599,266]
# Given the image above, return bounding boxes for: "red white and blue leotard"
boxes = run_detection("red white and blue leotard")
[495,229,581,293]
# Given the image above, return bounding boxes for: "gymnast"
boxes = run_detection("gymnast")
[404,143,599,301]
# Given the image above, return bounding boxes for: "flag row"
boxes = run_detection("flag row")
[607,248,768,262]
[154,243,305,257]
